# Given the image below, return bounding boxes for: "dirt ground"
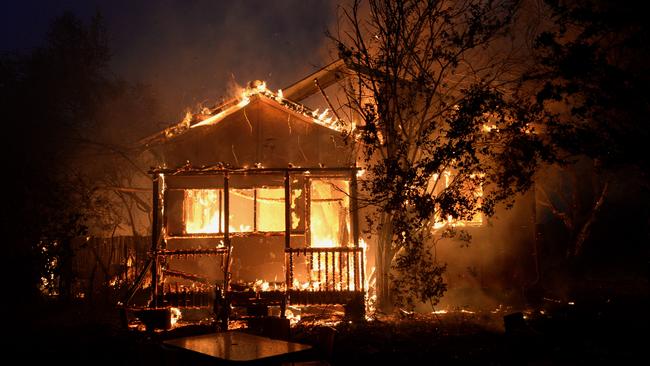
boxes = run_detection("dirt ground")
[9,292,648,365]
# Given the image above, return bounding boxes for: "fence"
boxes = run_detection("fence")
[70,236,150,302]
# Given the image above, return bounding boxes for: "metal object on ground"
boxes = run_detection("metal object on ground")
[163,331,312,363]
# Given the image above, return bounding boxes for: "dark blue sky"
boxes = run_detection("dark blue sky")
[1,0,337,120]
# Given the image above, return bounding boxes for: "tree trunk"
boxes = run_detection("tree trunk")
[573,180,609,257]
[376,213,394,312]
[58,237,74,304]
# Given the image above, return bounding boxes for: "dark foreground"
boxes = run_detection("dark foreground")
[10,294,648,366]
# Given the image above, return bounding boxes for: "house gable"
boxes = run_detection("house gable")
[147,95,355,169]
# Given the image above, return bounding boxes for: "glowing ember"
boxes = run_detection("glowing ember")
[285,308,301,325]
[170,307,182,327]
[482,123,498,132]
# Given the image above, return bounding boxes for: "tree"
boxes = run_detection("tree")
[527,0,650,259]
[330,0,552,311]
[2,12,159,309]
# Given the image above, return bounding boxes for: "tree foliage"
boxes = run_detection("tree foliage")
[331,0,552,310]
[526,0,650,259]
[529,0,649,173]
[1,12,158,306]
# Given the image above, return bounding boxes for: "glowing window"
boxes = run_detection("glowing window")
[229,189,255,232]
[184,187,303,234]
[256,188,285,232]
[310,179,350,247]
[184,189,222,234]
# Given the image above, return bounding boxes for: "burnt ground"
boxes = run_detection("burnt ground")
[9,291,648,366]
[293,296,649,365]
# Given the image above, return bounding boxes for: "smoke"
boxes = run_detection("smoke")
[409,192,539,313]
[2,1,338,122]
[100,0,338,122]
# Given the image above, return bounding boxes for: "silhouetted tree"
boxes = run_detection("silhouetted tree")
[2,12,159,310]
[527,0,649,258]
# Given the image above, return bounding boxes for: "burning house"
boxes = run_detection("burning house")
[123,79,366,329]
[118,60,539,331]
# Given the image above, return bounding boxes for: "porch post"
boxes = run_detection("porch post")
[150,174,160,308]
[284,170,291,317]
[223,173,230,289]
[350,169,361,290]
[221,173,231,330]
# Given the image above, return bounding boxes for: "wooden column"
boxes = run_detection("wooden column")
[284,171,292,279]
[221,173,231,330]
[350,170,361,290]
[285,170,291,250]
[150,175,160,308]
[304,176,311,247]
[284,170,291,317]
[223,174,230,290]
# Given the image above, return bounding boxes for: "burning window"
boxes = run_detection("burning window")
[228,188,289,232]
[310,179,350,247]
[184,189,222,234]
[229,189,254,232]
[183,187,300,234]
[256,188,285,232]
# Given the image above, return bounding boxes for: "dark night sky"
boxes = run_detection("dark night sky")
[1,0,338,121]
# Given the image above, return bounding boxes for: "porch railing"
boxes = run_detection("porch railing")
[286,246,364,292]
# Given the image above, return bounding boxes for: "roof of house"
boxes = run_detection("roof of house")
[139,81,346,149]
[140,81,356,169]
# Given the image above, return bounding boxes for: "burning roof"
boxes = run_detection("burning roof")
[140,80,346,148]
[140,80,356,169]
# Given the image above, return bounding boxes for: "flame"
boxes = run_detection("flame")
[285,308,301,325]
[430,171,483,230]
[184,189,220,233]
[482,124,498,132]
[311,107,342,131]
[190,82,265,129]
[158,78,351,145]
[292,279,312,291]
[310,180,349,248]
[230,224,252,232]
[183,188,292,234]
[308,180,351,288]
[318,108,330,120]
[183,178,366,295]
[254,279,272,292]
[170,307,182,327]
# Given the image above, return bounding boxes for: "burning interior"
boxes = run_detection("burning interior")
[123,81,365,329]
